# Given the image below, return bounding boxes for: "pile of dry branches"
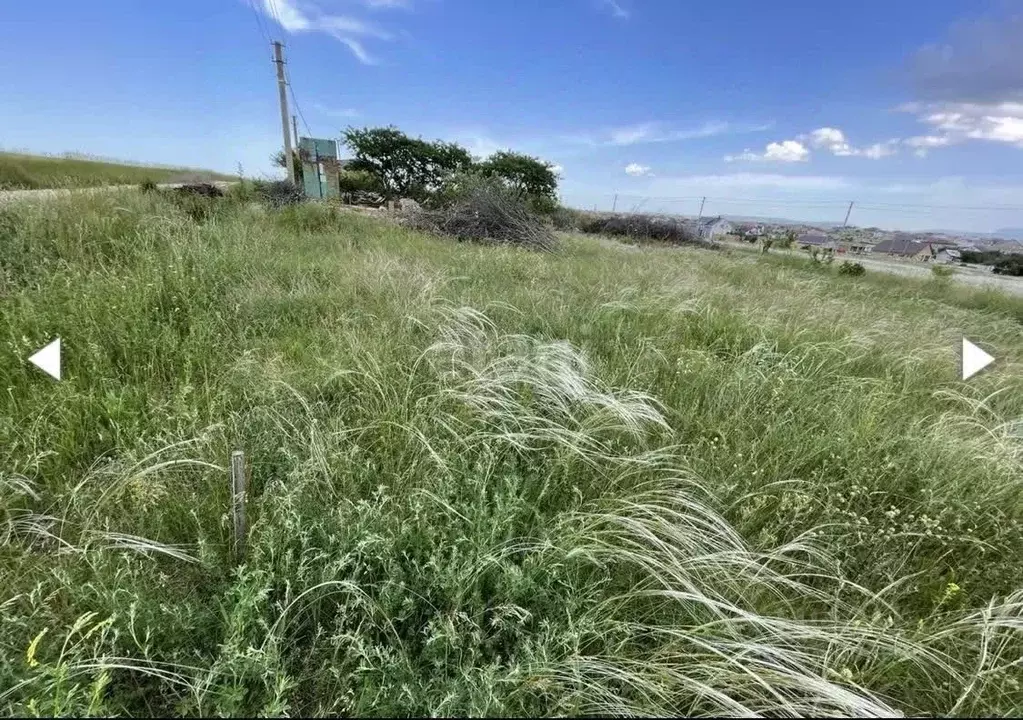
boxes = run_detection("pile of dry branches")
[403,184,558,252]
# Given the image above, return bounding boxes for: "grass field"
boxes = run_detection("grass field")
[0,151,235,191]
[1,189,1022,716]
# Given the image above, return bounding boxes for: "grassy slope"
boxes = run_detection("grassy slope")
[1,191,1022,716]
[0,152,235,190]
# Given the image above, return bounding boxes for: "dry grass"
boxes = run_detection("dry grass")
[1,192,1022,716]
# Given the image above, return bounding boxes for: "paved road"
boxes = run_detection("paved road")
[721,240,1023,297]
[0,181,237,206]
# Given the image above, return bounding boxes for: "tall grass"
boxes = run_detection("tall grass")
[1,192,1022,715]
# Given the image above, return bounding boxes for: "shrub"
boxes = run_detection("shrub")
[165,183,225,222]
[253,180,304,209]
[931,264,955,278]
[807,247,836,265]
[838,260,866,276]
[226,179,257,203]
[139,178,158,194]
[172,182,224,199]
[961,249,1004,265]
[550,206,587,232]
[579,213,705,246]
[992,255,1023,276]
[404,181,557,252]
[339,169,384,202]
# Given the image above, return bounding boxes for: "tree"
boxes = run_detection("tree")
[341,126,473,201]
[272,147,309,185]
[476,151,559,211]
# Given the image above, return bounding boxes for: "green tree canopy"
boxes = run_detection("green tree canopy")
[476,151,559,207]
[341,126,473,201]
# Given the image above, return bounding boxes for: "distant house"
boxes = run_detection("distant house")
[871,233,935,261]
[797,231,834,250]
[696,216,733,240]
[936,248,961,264]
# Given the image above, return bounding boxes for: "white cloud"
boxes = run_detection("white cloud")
[805,127,856,156]
[764,140,810,162]
[625,163,652,176]
[728,140,809,163]
[900,101,1023,153]
[551,164,564,176]
[600,0,630,19]
[253,0,396,64]
[728,127,901,162]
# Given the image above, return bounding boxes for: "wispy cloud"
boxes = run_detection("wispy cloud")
[252,0,401,64]
[311,103,360,119]
[568,120,767,148]
[898,101,1023,153]
[600,0,630,19]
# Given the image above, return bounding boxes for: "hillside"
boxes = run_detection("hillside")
[0,151,235,190]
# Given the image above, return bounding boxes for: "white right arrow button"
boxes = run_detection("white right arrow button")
[962,337,994,381]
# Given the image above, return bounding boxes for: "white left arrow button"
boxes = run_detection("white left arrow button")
[29,338,61,380]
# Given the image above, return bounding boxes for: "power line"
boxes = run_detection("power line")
[265,0,283,27]
[248,0,272,45]
[285,65,313,138]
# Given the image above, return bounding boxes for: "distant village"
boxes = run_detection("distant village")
[686,216,1023,264]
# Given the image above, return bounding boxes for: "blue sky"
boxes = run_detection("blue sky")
[5,0,1023,231]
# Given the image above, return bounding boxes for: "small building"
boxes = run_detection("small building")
[797,231,834,250]
[936,248,962,264]
[871,233,935,261]
[695,216,733,240]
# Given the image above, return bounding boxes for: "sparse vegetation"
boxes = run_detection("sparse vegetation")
[993,255,1023,277]
[252,179,305,209]
[579,213,706,246]
[932,264,956,278]
[2,189,1023,716]
[404,178,557,251]
[0,151,233,190]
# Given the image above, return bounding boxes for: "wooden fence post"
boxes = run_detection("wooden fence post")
[230,450,247,563]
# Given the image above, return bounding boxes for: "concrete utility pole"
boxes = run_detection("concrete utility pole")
[843,201,855,227]
[696,196,706,222]
[612,193,618,212]
[292,115,299,149]
[273,41,295,184]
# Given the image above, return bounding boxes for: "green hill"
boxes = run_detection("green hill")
[0,151,235,190]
